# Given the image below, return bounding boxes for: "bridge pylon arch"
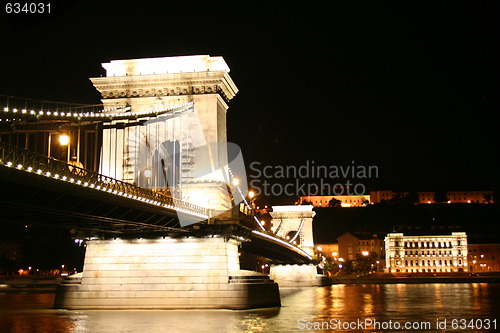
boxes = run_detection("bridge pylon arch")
[270,205,315,256]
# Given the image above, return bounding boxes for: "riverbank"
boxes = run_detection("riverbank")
[325,273,500,285]
[0,276,62,293]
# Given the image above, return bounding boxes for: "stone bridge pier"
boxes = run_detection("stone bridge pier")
[54,233,280,310]
[269,205,325,286]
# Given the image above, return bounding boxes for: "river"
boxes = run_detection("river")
[1,283,499,332]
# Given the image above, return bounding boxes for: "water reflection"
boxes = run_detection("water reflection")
[0,284,499,333]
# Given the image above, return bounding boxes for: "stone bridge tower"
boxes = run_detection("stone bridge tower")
[269,205,320,287]
[270,205,315,256]
[90,55,238,212]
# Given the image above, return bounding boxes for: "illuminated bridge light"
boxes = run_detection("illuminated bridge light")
[76,180,82,185]
[27,167,32,172]
[3,107,8,112]
[69,178,74,183]
[54,174,60,179]
[6,161,12,167]
[83,182,88,187]
[45,172,51,176]
[36,169,42,174]
[16,164,22,169]
[62,176,67,180]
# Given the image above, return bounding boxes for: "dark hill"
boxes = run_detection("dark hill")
[313,203,500,244]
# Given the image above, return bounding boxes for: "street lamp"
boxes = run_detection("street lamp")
[248,190,256,209]
[59,135,69,146]
[58,134,70,162]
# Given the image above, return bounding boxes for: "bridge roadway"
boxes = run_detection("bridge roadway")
[0,142,312,264]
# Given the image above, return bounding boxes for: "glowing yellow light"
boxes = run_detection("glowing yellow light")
[248,191,255,198]
[362,251,369,256]
[232,178,239,186]
[59,135,70,146]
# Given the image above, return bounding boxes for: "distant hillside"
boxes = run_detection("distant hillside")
[312,204,500,244]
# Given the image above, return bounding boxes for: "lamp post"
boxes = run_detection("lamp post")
[248,190,256,209]
[58,134,70,162]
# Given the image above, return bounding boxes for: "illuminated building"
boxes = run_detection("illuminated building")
[384,232,468,273]
[337,232,384,261]
[468,244,500,272]
[369,190,494,204]
[314,243,339,259]
[299,195,370,207]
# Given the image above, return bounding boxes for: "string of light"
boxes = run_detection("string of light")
[0,156,209,219]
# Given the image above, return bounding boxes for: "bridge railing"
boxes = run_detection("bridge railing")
[0,142,210,218]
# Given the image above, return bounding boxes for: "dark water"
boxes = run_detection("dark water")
[0,283,499,332]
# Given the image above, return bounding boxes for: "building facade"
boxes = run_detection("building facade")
[370,190,494,204]
[384,232,468,273]
[300,195,370,207]
[468,244,500,272]
[337,232,384,261]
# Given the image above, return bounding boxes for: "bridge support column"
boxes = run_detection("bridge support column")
[270,264,325,287]
[54,236,280,309]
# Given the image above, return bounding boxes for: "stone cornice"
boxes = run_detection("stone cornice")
[90,71,238,102]
[270,212,315,219]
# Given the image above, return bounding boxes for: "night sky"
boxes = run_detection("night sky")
[1,1,498,204]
